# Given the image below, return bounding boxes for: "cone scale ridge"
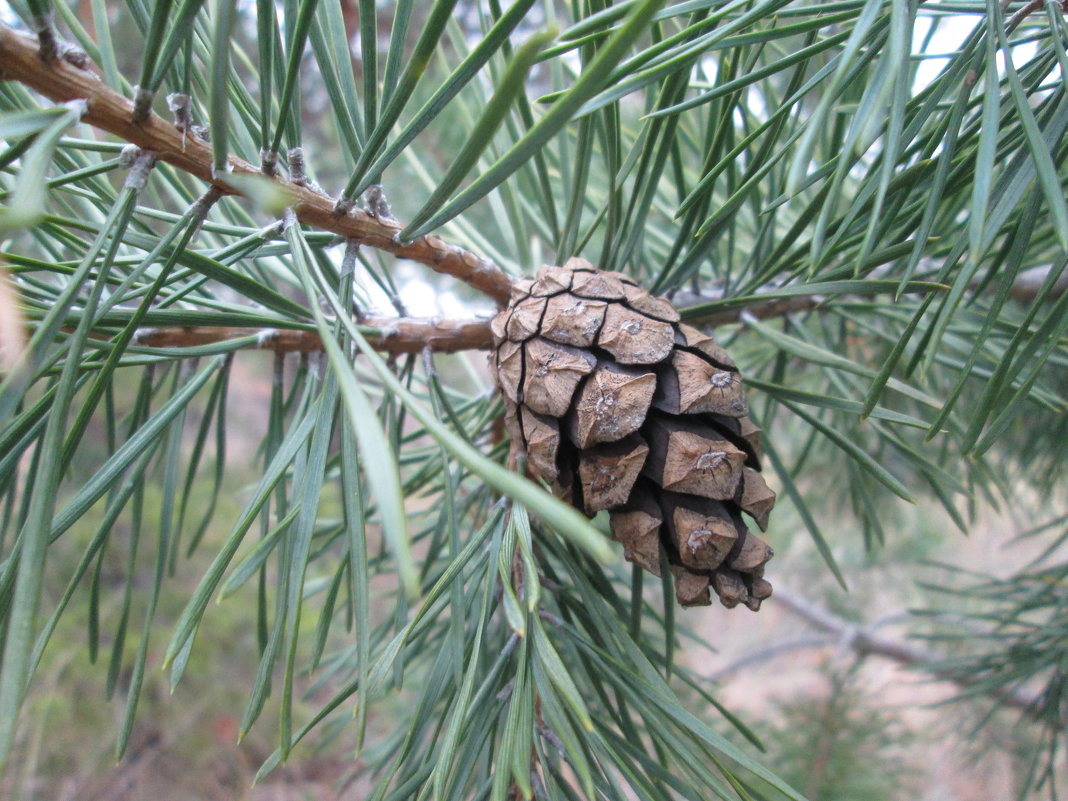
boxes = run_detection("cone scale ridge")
[491,258,776,610]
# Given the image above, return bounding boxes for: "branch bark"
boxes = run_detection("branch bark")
[689,294,827,327]
[0,23,514,306]
[70,288,933,355]
[126,315,495,354]
[3,24,1057,357]
[80,296,826,355]
[1008,265,1068,302]
[772,587,1044,717]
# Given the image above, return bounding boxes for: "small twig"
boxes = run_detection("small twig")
[110,315,496,355]
[706,636,837,681]
[1007,264,1068,302]
[82,290,880,357]
[681,262,1064,329]
[772,586,1043,717]
[4,24,1064,340]
[0,23,514,306]
[1006,0,1048,34]
[696,295,827,328]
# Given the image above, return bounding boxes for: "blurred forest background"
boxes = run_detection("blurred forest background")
[1,0,1067,800]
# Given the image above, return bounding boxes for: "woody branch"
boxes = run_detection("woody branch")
[0,22,834,357]
[124,316,496,355]
[0,22,514,306]
[770,587,1044,717]
[0,24,1057,358]
[104,301,821,354]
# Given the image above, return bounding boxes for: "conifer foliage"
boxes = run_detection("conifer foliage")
[0,0,1067,798]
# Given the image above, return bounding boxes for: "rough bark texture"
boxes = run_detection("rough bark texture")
[491,258,776,609]
[0,23,513,305]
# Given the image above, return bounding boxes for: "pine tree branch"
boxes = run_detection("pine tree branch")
[687,295,827,327]
[1008,265,1068,302]
[7,21,1056,358]
[74,296,819,356]
[772,587,1044,718]
[71,287,949,355]
[123,315,495,354]
[0,23,514,306]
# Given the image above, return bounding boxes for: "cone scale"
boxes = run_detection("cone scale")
[491,258,776,609]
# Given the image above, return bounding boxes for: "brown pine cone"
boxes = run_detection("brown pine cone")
[490,258,776,610]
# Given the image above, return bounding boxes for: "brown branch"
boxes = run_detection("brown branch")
[1008,264,1068,302]
[124,315,495,355]
[772,587,1044,718]
[0,23,514,306]
[4,24,1064,340]
[684,294,827,328]
[90,293,828,356]
[82,292,852,356]
[680,262,1065,329]
[1005,0,1066,34]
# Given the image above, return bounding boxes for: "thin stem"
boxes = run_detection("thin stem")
[63,287,962,356]
[116,315,496,354]
[772,586,1043,717]
[0,23,514,306]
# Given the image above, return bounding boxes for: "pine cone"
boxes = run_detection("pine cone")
[490,258,776,610]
